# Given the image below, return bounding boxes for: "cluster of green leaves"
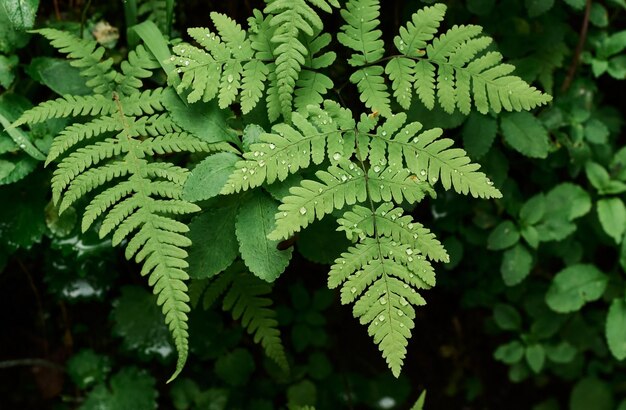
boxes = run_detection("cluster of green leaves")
[4,0,626,408]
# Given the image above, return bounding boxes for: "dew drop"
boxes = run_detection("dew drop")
[341,175,348,182]
[400,297,408,306]
[351,286,357,294]
[373,166,381,172]
[299,207,307,215]
[227,74,234,83]
[254,151,260,157]
[380,297,387,305]
[379,315,386,321]
[431,177,437,183]
[283,212,288,217]
[397,310,404,317]
[408,256,413,262]
[412,137,419,143]
[333,152,342,161]
[420,170,426,176]
[259,160,265,167]
[413,234,418,239]
[184,60,190,66]
[407,223,413,229]
[269,143,276,150]
[381,131,387,137]
[406,248,413,255]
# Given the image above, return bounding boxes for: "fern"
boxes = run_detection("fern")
[13,29,230,381]
[194,263,289,371]
[338,1,552,116]
[220,101,499,375]
[171,5,337,122]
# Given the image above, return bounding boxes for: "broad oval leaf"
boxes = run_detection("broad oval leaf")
[487,220,520,250]
[236,191,292,282]
[606,297,626,360]
[500,112,550,159]
[597,197,626,244]
[501,244,533,286]
[183,153,239,202]
[545,264,608,313]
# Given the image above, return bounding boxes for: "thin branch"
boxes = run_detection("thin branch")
[0,358,64,371]
[561,0,592,93]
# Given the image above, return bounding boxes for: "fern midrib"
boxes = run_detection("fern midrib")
[354,128,396,345]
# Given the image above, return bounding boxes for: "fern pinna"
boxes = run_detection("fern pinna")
[339,1,552,116]
[220,100,501,375]
[13,29,229,380]
[170,0,338,121]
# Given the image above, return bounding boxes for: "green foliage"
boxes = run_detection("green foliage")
[338,1,552,116]
[3,0,626,408]
[13,28,230,380]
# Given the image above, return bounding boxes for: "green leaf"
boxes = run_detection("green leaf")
[535,183,591,241]
[525,0,554,17]
[0,54,18,88]
[26,57,90,96]
[162,88,238,145]
[606,298,626,360]
[570,378,614,410]
[236,191,293,282]
[501,244,533,286]
[0,6,29,53]
[597,198,626,243]
[525,344,545,373]
[487,221,520,250]
[183,153,239,202]
[494,340,524,364]
[520,194,545,225]
[411,390,427,410]
[187,205,239,279]
[545,264,608,313]
[584,119,610,144]
[462,113,497,159]
[111,286,174,360]
[66,349,112,389]
[563,0,585,9]
[2,0,39,30]
[500,112,550,159]
[81,367,157,410]
[585,161,611,191]
[589,3,609,27]
[545,341,577,364]
[214,348,255,387]
[494,304,522,330]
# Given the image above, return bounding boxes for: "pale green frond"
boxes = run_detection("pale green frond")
[385,58,415,110]
[223,269,289,371]
[294,71,333,112]
[13,95,115,127]
[362,113,502,198]
[46,115,122,165]
[350,66,392,117]
[394,3,446,57]
[82,180,135,232]
[337,203,449,262]
[222,108,348,194]
[33,28,117,94]
[328,231,432,377]
[413,60,436,110]
[120,89,166,115]
[139,133,218,155]
[241,60,269,114]
[338,0,385,66]
[118,44,160,94]
[57,162,130,211]
[51,139,124,200]
[269,161,433,241]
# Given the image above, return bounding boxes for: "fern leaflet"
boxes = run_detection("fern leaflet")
[13,29,230,381]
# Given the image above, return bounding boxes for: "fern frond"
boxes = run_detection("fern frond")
[33,28,118,94]
[202,264,288,371]
[268,161,434,241]
[46,116,122,165]
[264,0,337,119]
[328,212,434,376]
[394,4,446,57]
[222,104,353,194]
[363,113,501,198]
[350,66,392,118]
[337,0,384,66]
[338,203,449,262]
[15,30,228,380]
[13,95,115,126]
[387,6,552,114]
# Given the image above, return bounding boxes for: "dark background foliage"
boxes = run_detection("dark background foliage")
[1,0,626,409]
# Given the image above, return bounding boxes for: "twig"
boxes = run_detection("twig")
[53,0,61,20]
[0,358,64,371]
[561,0,592,93]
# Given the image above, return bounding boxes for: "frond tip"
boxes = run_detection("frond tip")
[330,204,437,376]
